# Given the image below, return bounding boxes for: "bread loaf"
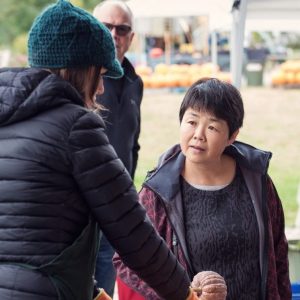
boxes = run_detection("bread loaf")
[191,271,227,300]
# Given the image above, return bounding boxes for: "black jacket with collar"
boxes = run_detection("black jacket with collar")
[96,57,143,178]
[0,68,189,300]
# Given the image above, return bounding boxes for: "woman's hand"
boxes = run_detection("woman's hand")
[93,288,112,300]
[190,271,227,300]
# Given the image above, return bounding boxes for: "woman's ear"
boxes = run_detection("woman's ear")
[227,129,239,146]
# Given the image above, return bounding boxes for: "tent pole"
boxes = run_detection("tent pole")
[230,0,248,89]
[211,30,218,75]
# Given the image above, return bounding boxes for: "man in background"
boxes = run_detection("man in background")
[93,1,143,297]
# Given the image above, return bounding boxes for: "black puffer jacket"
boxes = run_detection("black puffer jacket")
[0,68,190,300]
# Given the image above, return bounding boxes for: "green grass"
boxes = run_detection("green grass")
[269,166,299,226]
[134,87,300,227]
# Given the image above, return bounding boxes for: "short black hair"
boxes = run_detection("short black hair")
[179,78,244,137]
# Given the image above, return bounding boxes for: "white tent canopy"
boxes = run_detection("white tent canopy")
[127,0,300,31]
[245,0,300,32]
[247,0,300,23]
[126,0,233,30]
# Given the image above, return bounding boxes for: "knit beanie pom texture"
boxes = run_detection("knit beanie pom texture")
[28,0,123,78]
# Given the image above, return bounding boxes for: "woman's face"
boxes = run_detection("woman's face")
[95,68,108,96]
[180,108,238,166]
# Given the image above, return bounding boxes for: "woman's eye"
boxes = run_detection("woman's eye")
[208,125,217,131]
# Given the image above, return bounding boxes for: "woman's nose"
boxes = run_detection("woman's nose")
[96,78,104,96]
[193,125,205,141]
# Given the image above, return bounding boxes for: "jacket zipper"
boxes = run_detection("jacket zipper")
[172,232,178,259]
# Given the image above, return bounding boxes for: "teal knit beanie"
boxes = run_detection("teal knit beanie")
[28,0,123,78]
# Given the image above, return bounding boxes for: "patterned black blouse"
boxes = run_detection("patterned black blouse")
[181,167,261,299]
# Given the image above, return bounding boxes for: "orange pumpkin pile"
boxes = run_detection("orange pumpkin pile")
[135,63,231,89]
[271,60,300,87]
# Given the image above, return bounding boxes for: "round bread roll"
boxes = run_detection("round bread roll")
[191,271,227,300]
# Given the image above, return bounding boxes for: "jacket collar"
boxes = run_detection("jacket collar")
[225,141,272,174]
[122,57,139,83]
[145,141,272,202]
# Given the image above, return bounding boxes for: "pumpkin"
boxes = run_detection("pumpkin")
[295,72,300,84]
[216,72,231,83]
[135,65,152,76]
[271,71,286,86]
[140,75,152,88]
[154,63,169,75]
[285,71,297,84]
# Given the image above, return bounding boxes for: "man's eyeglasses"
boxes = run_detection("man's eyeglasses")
[103,22,132,37]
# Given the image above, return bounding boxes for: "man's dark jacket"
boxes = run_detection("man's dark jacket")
[96,57,143,178]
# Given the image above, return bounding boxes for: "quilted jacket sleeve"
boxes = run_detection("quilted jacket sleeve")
[266,176,291,299]
[67,111,190,300]
[114,187,168,300]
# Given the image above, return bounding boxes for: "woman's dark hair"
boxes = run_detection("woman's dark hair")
[50,66,102,109]
[179,77,244,137]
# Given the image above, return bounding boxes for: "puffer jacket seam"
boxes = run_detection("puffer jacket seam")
[65,109,89,174]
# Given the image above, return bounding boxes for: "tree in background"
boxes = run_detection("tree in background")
[0,0,102,53]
